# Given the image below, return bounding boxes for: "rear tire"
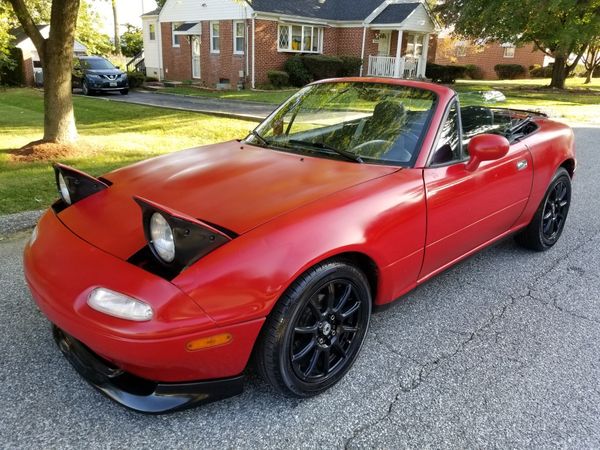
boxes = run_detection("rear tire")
[255,260,371,397]
[515,167,571,251]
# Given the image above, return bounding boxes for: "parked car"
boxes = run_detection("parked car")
[24,78,575,413]
[72,56,129,96]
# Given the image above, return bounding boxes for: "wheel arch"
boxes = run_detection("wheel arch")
[560,158,576,178]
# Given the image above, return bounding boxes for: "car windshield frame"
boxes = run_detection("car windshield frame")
[81,58,116,70]
[246,81,438,168]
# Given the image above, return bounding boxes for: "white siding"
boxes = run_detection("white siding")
[143,16,160,72]
[159,0,253,23]
[400,4,435,33]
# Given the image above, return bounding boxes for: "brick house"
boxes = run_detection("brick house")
[141,0,438,88]
[10,25,87,86]
[434,36,547,80]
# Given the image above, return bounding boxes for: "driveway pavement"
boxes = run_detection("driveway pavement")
[1,126,599,449]
[78,90,275,121]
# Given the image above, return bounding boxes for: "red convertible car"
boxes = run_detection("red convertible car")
[24,79,575,413]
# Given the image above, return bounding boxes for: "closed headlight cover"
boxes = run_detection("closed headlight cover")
[135,197,233,270]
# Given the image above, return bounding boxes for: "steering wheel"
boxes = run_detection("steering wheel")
[352,139,413,163]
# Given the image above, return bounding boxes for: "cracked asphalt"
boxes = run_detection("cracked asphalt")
[1,125,599,449]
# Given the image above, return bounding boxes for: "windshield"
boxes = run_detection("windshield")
[247,82,437,166]
[81,58,116,70]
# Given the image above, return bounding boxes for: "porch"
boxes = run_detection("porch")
[365,30,431,79]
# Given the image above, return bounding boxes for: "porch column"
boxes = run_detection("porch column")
[419,33,430,78]
[393,30,403,78]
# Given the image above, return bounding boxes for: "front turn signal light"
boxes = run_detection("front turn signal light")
[185,333,233,351]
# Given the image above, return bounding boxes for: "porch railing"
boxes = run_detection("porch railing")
[367,55,420,79]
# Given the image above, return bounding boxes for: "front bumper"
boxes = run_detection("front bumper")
[88,79,128,90]
[53,326,243,413]
[24,210,264,386]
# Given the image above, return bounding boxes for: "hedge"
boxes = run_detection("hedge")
[338,56,363,77]
[126,71,145,88]
[494,64,526,80]
[301,55,343,80]
[284,56,313,87]
[426,63,467,84]
[465,64,484,80]
[267,70,289,88]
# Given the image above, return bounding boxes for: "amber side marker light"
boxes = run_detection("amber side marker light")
[186,333,233,351]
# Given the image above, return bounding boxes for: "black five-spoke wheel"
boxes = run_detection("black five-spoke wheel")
[256,260,371,397]
[516,167,572,251]
[541,179,569,243]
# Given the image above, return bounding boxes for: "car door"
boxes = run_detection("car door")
[418,100,533,280]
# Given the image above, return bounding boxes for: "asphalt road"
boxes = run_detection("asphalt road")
[1,126,599,449]
[77,90,273,121]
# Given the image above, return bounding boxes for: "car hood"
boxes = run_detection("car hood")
[57,141,399,260]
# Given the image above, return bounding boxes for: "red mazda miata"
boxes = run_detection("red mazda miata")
[24,79,575,413]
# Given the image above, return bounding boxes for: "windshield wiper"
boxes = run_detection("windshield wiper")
[288,139,363,163]
[249,130,269,147]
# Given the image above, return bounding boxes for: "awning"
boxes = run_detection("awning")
[174,22,201,35]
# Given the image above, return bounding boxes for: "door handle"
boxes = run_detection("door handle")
[517,160,528,171]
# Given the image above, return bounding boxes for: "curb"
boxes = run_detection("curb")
[0,210,44,237]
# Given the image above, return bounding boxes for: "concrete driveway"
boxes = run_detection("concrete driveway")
[1,126,599,448]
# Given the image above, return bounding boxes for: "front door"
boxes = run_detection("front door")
[191,36,201,79]
[377,30,391,56]
[419,101,534,280]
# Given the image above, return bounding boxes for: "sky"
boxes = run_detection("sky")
[92,0,159,34]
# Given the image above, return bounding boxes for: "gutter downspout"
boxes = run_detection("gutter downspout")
[157,18,163,81]
[251,15,256,89]
[360,25,367,77]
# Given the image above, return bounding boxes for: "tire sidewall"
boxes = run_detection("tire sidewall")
[276,263,371,395]
[537,169,571,249]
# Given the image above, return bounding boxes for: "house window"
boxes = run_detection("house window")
[210,21,220,53]
[277,24,322,53]
[455,42,467,57]
[504,46,516,58]
[234,21,245,54]
[172,22,182,47]
[405,33,424,59]
[148,23,156,41]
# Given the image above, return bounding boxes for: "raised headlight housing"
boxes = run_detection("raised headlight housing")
[135,197,233,271]
[53,164,108,207]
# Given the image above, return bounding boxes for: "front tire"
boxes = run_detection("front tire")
[82,79,91,96]
[120,89,129,95]
[255,260,372,397]
[516,167,572,251]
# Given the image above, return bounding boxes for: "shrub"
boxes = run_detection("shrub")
[302,54,343,80]
[426,63,467,84]
[465,64,484,80]
[284,56,312,87]
[338,56,363,77]
[529,64,553,78]
[267,70,289,88]
[0,47,25,86]
[145,76,159,82]
[494,64,526,80]
[126,71,145,88]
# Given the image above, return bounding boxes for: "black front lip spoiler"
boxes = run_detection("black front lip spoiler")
[52,326,244,414]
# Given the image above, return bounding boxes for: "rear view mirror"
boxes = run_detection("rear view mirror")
[465,134,510,171]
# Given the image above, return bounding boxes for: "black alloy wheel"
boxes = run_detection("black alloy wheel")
[516,167,572,251]
[256,261,371,397]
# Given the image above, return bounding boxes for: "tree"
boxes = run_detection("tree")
[120,23,141,57]
[583,40,600,84]
[4,0,80,143]
[436,0,600,89]
[76,0,112,56]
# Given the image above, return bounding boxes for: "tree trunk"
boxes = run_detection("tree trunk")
[585,70,593,84]
[550,54,568,89]
[6,0,80,144]
[112,0,121,55]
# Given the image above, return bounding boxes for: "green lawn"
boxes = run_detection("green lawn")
[156,86,297,105]
[0,88,255,215]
